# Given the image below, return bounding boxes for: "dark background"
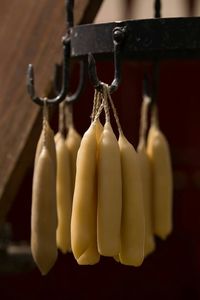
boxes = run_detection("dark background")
[3,59,200,299]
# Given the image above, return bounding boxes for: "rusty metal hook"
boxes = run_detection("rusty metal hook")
[54,58,87,104]
[63,0,87,103]
[53,0,87,104]
[88,26,126,94]
[26,0,76,106]
[27,37,70,106]
[66,59,87,103]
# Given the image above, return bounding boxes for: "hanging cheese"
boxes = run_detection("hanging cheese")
[31,146,57,275]
[55,132,72,253]
[65,125,81,190]
[147,106,173,239]
[118,134,145,266]
[137,95,155,256]
[137,147,155,256]
[34,121,56,173]
[71,122,100,265]
[97,121,122,256]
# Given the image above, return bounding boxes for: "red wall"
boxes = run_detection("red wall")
[3,59,200,300]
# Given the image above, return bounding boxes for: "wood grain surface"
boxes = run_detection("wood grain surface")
[0,0,102,225]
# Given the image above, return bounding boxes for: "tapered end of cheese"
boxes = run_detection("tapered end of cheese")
[32,243,58,275]
[76,246,100,265]
[119,250,144,267]
[95,119,103,142]
[113,255,120,263]
[35,122,57,174]
[31,148,57,275]
[144,237,156,257]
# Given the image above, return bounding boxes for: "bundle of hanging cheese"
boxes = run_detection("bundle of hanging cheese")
[31,101,81,275]
[72,85,144,267]
[30,85,173,275]
[71,84,173,266]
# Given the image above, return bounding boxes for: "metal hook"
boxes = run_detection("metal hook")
[54,59,87,104]
[88,26,126,94]
[27,0,75,106]
[53,0,86,104]
[27,37,70,106]
[66,60,87,103]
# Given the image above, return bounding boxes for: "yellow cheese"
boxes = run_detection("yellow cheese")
[118,134,145,266]
[55,132,72,253]
[31,147,57,275]
[34,121,56,173]
[137,146,155,256]
[65,126,81,190]
[147,124,173,239]
[95,119,103,143]
[97,122,122,256]
[71,122,100,265]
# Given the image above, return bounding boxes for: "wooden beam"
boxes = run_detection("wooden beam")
[0,0,103,227]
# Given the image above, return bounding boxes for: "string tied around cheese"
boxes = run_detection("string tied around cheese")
[92,88,108,123]
[94,82,123,135]
[92,83,123,137]
[104,83,123,135]
[91,89,98,122]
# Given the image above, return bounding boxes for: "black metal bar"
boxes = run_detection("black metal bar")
[66,0,74,31]
[71,17,200,60]
[53,0,86,104]
[26,37,70,106]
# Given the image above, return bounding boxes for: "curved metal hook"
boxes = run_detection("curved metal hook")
[27,37,70,106]
[66,59,87,103]
[54,59,87,104]
[65,0,87,103]
[88,26,126,94]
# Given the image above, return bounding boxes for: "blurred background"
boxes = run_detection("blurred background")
[0,0,200,299]
[95,0,200,22]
